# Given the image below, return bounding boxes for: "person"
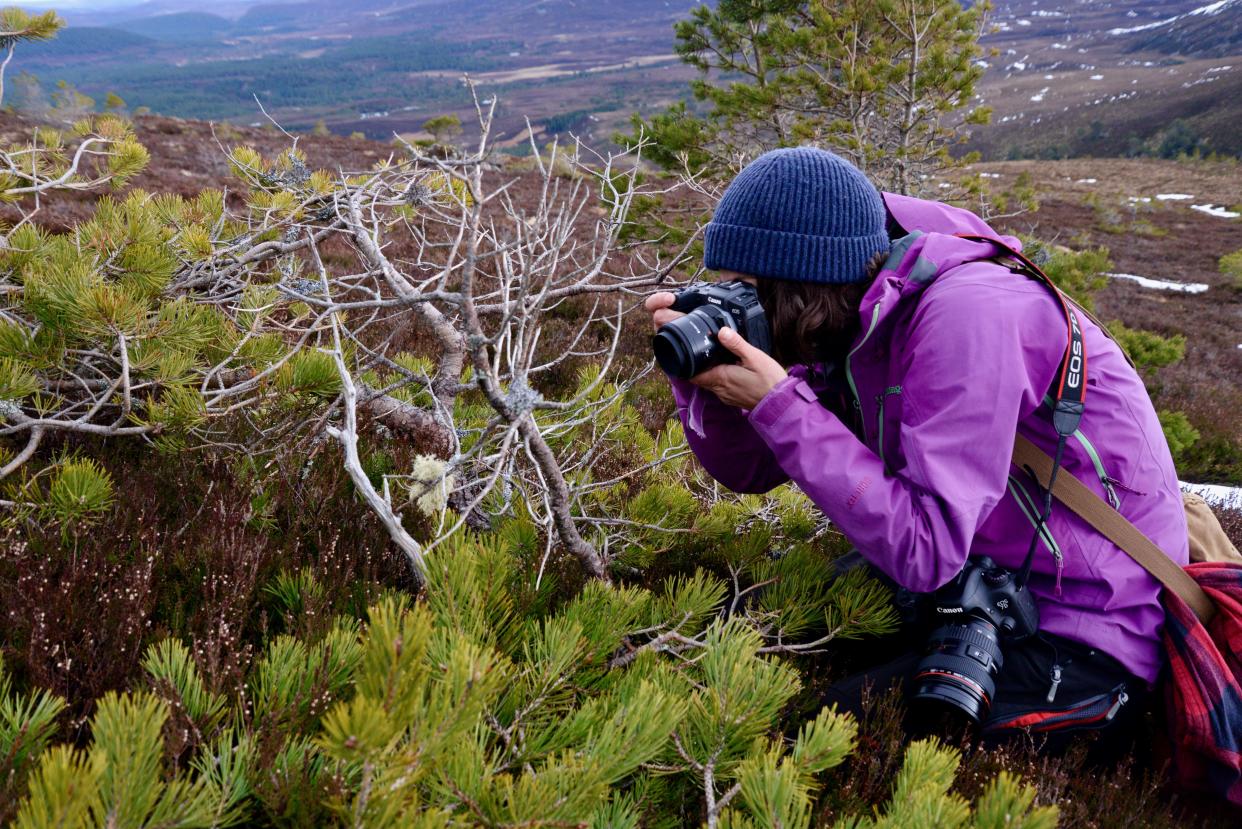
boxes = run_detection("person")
[644,147,1189,756]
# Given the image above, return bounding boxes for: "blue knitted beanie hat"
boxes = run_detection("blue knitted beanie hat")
[703,147,890,284]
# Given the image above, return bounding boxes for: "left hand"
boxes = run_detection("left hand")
[690,327,788,410]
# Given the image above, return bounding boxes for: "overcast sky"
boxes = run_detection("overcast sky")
[25,1,146,7]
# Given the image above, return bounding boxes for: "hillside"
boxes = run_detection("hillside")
[970,0,1242,159]
[1122,0,1242,57]
[21,1,1242,160]
[24,0,701,146]
[111,11,234,41]
[974,156,1242,406]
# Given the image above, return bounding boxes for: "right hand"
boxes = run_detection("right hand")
[644,292,685,332]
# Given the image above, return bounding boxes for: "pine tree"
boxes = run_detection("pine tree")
[6,534,1060,826]
[0,8,63,108]
[627,0,993,195]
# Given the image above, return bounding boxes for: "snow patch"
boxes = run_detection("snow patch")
[1017,19,1031,26]
[1090,74,1104,80]
[1030,88,1050,102]
[1108,0,1238,35]
[1181,482,1242,512]
[1156,193,1194,200]
[1076,178,1097,184]
[1191,204,1241,218]
[1105,273,1209,293]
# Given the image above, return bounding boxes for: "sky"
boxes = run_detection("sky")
[25,1,143,7]
[21,0,304,17]
[21,0,285,8]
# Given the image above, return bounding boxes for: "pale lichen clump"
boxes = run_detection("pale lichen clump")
[405,454,454,517]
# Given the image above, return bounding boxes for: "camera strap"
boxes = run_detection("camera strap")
[1013,435,1215,624]
[954,234,1087,590]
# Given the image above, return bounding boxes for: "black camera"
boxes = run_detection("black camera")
[907,556,1040,723]
[652,280,773,379]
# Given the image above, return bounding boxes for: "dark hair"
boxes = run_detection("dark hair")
[755,250,888,367]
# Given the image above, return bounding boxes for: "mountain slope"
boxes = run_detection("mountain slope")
[1119,0,1242,57]
[112,12,234,41]
[968,1,1242,159]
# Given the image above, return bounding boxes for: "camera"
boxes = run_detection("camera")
[907,556,1040,723]
[652,280,773,379]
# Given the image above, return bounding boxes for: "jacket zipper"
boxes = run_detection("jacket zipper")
[1070,427,1121,509]
[1040,394,1120,508]
[1006,474,1065,596]
[983,683,1129,734]
[876,386,903,472]
[846,304,883,445]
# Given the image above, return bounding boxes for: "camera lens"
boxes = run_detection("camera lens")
[652,305,735,379]
[910,621,1004,723]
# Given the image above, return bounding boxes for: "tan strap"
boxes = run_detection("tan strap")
[1012,435,1216,625]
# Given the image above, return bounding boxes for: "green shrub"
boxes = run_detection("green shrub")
[1109,322,1186,374]
[1158,410,1201,466]
[1221,249,1242,290]
[3,535,1059,827]
[1180,435,1242,486]
[1021,241,1110,311]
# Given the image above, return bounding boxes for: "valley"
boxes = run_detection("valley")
[21,1,1242,158]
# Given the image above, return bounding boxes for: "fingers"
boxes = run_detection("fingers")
[652,309,686,328]
[716,327,755,362]
[646,293,683,332]
[690,365,728,388]
[644,292,676,312]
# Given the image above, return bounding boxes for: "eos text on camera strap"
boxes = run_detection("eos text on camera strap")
[954,234,1086,592]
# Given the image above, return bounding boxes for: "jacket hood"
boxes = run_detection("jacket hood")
[883,191,1020,243]
[852,194,1026,341]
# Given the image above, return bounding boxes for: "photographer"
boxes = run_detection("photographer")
[646,148,1189,756]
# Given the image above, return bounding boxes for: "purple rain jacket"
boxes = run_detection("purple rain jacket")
[668,192,1189,685]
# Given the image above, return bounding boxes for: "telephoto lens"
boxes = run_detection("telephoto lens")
[910,621,1004,722]
[907,556,1040,724]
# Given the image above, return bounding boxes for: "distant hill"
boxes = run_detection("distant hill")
[112,12,234,42]
[1116,0,1242,58]
[13,0,699,146]
[967,0,1242,159]
[21,26,155,61]
[235,3,311,31]
[20,0,1242,160]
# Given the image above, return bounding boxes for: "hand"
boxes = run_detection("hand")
[690,327,788,410]
[644,291,684,332]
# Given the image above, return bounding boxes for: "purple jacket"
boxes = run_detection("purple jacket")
[670,192,1189,684]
